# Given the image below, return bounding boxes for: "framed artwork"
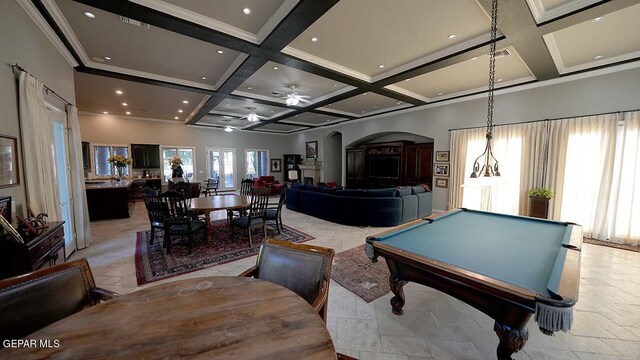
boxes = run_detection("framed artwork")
[0,135,19,189]
[305,141,318,158]
[435,178,449,189]
[0,196,10,222]
[0,211,23,244]
[435,151,450,162]
[271,159,282,173]
[434,163,449,177]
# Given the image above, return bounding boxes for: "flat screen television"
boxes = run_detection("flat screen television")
[368,157,400,179]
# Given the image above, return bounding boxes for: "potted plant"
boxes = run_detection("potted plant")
[528,187,553,219]
[108,155,132,181]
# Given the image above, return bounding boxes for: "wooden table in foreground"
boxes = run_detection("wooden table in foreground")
[3,277,336,359]
[189,195,250,238]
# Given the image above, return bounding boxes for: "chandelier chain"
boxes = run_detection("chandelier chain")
[486,0,498,136]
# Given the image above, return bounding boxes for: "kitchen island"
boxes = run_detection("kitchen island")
[85,180,133,221]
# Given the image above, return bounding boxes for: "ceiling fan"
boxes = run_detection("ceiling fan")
[239,107,265,122]
[271,85,311,106]
[220,118,239,132]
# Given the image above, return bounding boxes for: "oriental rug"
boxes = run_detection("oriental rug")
[135,220,314,285]
[331,244,391,303]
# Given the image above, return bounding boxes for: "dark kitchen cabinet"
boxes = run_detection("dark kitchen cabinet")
[131,144,160,168]
[346,148,365,188]
[82,141,90,170]
[404,143,433,188]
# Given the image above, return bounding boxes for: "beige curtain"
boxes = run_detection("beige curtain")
[67,105,92,249]
[557,114,617,238]
[606,111,640,245]
[449,129,478,209]
[18,71,61,220]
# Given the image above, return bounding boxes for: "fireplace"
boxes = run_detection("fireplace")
[299,162,322,185]
[304,177,314,185]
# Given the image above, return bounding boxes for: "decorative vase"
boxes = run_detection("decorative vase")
[116,168,123,182]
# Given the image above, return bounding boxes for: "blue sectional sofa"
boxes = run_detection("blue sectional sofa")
[285,184,432,227]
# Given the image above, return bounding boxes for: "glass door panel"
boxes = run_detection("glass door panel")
[51,111,75,257]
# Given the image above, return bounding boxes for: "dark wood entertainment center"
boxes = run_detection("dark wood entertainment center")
[346,141,433,189]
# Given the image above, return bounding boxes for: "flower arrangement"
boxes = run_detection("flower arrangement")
[168,155,183,166]
[528,188,554,199]
[108,155,132,169]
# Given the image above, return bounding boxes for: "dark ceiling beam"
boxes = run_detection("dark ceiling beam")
[75,66,215,95]
[538,0,636,33]
[32,0,84,65]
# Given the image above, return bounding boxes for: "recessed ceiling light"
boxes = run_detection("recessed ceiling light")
[247,87,252,90]
[472,57,478,60]
[217,50,224,54]
[201,76,207,80]
[122,102,128,106]
[405,79,411,82]
[363,92,367,95]
[594,55,603,60]
[310,37,318,42]
[178,109,183,113]
[174,116,179,120]
[103,111,108,115]
[326,119,330,122]
[225,126,233,132]
[396,101,401,105]
[182,100,189,104]
[378,64,385,69]
[497,78,503,82]
[272,66,278,70]
[84,12,95,18]
[361,110,366,113]
[104,56,111,61]
[242,7,252,15]
[592,16,604,22]
[115,90,123,95]
[437,92,443,96]
[333,84,338,87]
[447,34,457,40]
[125,111,131,115]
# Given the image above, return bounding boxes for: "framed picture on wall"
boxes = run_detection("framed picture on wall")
[435,151,450,162]
[0,135,19,189]
[434,163,449,177]
[271,159,282,173]
[435,178,449,189]
[305,141,318,158]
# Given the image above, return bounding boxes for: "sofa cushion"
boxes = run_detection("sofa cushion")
[421,184,431,192]
[307,185,323,192]
[366,188,397,198]
[320,187,338,195]
[396,186,412,197]
[411,185,426,194]
[285,188,301,211]
[293,183,306,190]
[258,176,275,182]
[336,189,366,197]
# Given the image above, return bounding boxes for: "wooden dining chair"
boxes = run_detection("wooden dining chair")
[142,193,168,245]
[201,177,219,196]
[0,258,119,342]
[227,178,255,223]
[264,190,286,234]
[163,191,207,254]
[230,187,270,246]
[239,239,335,322]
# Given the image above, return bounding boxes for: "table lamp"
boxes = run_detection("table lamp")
[288,170,298,183]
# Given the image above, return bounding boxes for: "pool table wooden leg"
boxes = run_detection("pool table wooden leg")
[389,274,408,315]
[494,322,528,360]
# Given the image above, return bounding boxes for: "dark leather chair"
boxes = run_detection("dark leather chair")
[231,187,270,246]
[201,177,219,196]
[239,239,335,322]
[264,190,286,234]
[163,191,207,254]
[0,258,118,342]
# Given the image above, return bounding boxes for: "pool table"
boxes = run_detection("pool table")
[365,208,582,360]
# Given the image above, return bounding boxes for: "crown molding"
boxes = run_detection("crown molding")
[78,111,183,124]
[16,0,78,67]
[526,0,601,23]
[255,0,300,43]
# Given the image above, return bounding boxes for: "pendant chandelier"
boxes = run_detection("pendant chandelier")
[470,0,501,179]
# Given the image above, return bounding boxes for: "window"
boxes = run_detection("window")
[245,149,269,179]
[93,145,129,177]
[161,146,195,181]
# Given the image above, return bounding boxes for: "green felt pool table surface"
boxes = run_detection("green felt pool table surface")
[373,209,575,297]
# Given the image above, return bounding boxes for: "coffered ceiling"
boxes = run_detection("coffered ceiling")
[31,0,640,133]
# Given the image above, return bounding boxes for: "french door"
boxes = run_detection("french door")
[48,108,76,256]
[206,148,236,191]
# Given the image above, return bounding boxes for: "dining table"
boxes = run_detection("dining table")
[2,276,337,359]
[189,194,250,239]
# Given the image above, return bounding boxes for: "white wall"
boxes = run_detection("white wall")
[0,0,75,217]
[290,65,640,210]
[78,114,295,186]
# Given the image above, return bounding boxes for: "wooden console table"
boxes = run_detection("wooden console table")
[0,221,65,280]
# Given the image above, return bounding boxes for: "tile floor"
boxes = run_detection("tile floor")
[70,202,640,359]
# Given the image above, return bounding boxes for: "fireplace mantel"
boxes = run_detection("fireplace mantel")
[299,162,322,184]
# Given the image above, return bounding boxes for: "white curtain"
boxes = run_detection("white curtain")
[67,105,92,248]
[18,72,61,220]
[558,114,617,239]
[605,111,640,245]
[449,128,482,209]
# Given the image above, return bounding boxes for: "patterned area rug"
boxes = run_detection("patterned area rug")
[584,238,640,252]
[331,244,391,303]
[135,220,314,286]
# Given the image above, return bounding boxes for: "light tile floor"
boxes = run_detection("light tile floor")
[71,202,640,359]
